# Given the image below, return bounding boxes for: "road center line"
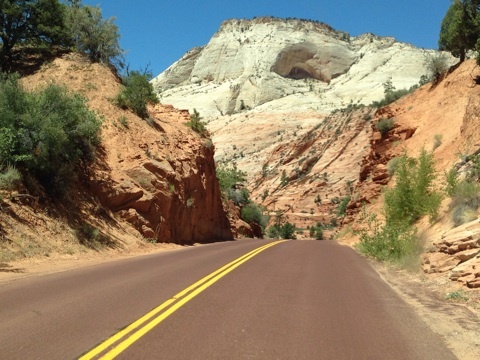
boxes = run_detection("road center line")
[79,240,285,360]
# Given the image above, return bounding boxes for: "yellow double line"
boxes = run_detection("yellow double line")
[80,240,285,359]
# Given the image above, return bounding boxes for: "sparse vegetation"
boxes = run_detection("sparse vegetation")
[371,80,411,108]
[387,157,400,176]
[280,169,289,187]
[118,115,129,128]
[309,223,324,240]
[449,180,480,226]
[446,154,480,226]
[445,289,469,302]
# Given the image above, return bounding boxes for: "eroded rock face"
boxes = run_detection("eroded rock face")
[270,42,355,82]
[423,221,480,288]
[90,105,233,245]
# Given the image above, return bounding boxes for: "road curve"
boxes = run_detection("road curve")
[0,239,456,359]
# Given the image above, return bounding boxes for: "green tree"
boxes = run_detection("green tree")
[0,0,67,70]
[64,0,124,67]
[439,0,480,63]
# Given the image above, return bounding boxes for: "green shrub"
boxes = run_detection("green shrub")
[226,188,250,206]
[387,157,400,176]
[186,109,207,136]
[241,203,269,229]
[426,53,449,81]
[336,195,351,216]
[433,134,443,150]
[314,227,324,240]
[449,180,480,226]
[216,163,246,193]
[267,222,296,239]
[375,118,396,136]
[0,74,102,196]
[280,169,288,187]
[465,153,480,182]
[357,212,418,262]
[445,167,459,196]
[384,150,442,225]
[115,70,158,119]
[0,165,21,191]
[371,79,417,108]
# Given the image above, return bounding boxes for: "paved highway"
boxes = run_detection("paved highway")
[0,239,456,359]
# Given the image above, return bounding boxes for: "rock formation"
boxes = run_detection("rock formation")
[153,17,445,117]
[23,54,232,245]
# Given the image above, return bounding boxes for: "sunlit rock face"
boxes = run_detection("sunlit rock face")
[153,17,446,117]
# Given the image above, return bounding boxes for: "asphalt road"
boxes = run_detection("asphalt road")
[0,239,456,359]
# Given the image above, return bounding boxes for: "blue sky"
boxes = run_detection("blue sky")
[83,1,451,76]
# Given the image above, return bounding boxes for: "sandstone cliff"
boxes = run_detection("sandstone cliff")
[0,53,232,264]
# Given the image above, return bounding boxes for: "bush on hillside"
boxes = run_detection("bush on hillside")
[186,109,207,136]
[375,118,396,136]
[0,0,67,71]
[241,203,269,229]
[216,163,247,194]
[0,165,22,191]
[371,79,421,108]
[449,180,480,226]
[425,53,449,82]
[358,150,441,262]
[384,150,442,225]
[115,70,158,119]
[357,213,418,262]
[0,74,102,196]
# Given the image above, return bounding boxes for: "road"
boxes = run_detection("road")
[0,239,456,359]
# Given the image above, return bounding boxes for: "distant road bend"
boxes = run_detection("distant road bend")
[0,239,456,359]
